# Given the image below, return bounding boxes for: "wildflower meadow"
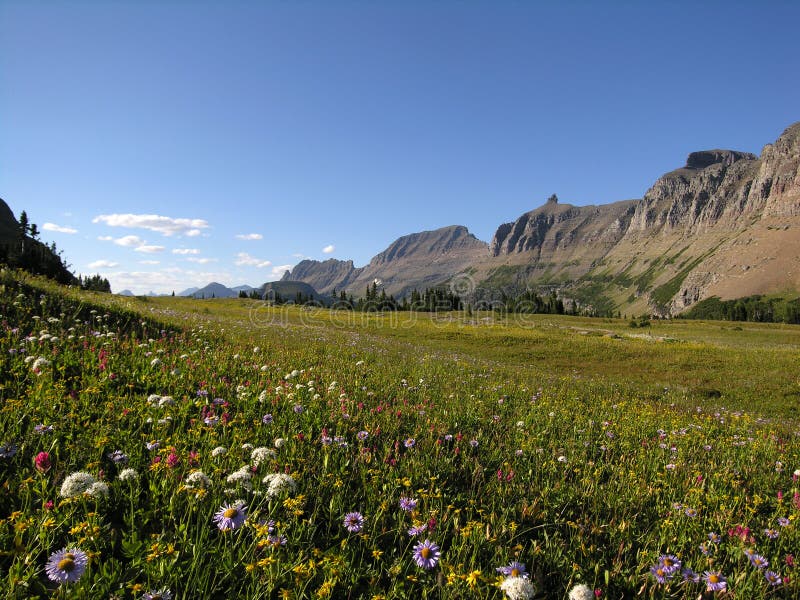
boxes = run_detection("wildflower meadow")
[1,269,799,598]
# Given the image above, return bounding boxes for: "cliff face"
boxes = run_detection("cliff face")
[752,122,800,217]
[625,150,759,236]
[490,199,637,258]
[664,123,800,313]
[281,258,357,295]
[485,122,800,315]
[282,226,487,298]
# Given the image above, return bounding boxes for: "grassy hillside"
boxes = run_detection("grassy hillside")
[1,271,798,598]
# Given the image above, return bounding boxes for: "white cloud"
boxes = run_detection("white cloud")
[322,244,335,254]
[271,264,293,278]
[235,252,272,268]
[172,248,200,255]
[88,259,118,269]
[113,235,145,247]
[187,257,216,264]
[98,236,113,241]
[92,213,210,237]
[139,260,160,265]
[135,245,166,254]
[236,233,263,240]
[43,222,77,234]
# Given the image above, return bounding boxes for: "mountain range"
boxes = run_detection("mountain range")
[280,120,800,316]
[3,121,798,316]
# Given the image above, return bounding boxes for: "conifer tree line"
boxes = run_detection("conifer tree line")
[0,207,111,292]
[241,280,574,316]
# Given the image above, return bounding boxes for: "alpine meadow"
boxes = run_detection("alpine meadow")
[1,269,798,598]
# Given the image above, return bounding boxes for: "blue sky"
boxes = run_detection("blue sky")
[1,1,798,294]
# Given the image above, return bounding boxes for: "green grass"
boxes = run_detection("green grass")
[1,270,799,599]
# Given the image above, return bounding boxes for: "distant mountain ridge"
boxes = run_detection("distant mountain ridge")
[282,225,487,298]
[283,121,800,315]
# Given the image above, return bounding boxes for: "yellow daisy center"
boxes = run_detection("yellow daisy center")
[420,547,431,559]
[709,574,719,583]
[511,568,520,577]
[57,558,76,572]
[223,507,239,519]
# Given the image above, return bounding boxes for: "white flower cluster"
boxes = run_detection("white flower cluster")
[500,576,536,600]
[262,473,297,499]
[262,473,297,498]
[185,470,212,488]
[211,446,228,457]
[147,394,175,407]
[251,447,276,467]
[60,472,109,498]
[226,466,253,491]
[118,468,139,482]
[568,584,595,600]
[31,356,51,372]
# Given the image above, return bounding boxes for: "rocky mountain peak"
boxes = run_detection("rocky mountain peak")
[685,150,757,169]
[369,225,485,266]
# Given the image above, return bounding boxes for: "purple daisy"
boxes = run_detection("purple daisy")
[496,561,527,578]
[45,547,89,583]
[777,517,790,527]
[213,501,247,531]
[356,430,369,442]
[650,565,671,584]
[749,553,769,569]
[107,450,128,464]
[658,554,681,574]
[0,443,18,458]
[142,590,173,600]
[412,539,441,569]
[343,511,365,533]
[764,528,780,540]
[262,413,273,424]
[764,570,782,586]
[404,438,416,448]
[681,568,700,583]
[703,571,727,592]
[398,497,417,512]
[408,524,427,536]
[267,534,288,547]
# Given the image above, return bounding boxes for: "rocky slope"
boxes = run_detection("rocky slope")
[484,122,800,315]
